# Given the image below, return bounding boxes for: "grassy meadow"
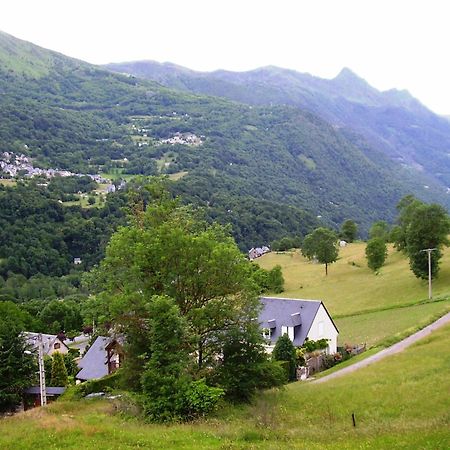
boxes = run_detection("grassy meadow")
[2,323,449,449]
[256,243,450,346]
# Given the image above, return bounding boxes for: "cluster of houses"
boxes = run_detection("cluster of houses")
[21,297,338,405]
[159,132,204,146]
[0,152,109,184]
[248,245,270,260]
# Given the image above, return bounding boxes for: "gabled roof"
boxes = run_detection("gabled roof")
[76,336,123,381]
[259,297,322,346]
[259,297,338,347]
[76,336,110,381]
[23,332,69,355]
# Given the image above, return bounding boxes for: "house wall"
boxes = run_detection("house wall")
[47,342,69,356]
[306,304,338,354]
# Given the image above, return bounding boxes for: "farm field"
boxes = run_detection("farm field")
[0,179,17,186]
[2,323,449,449]
[256,243,450,347]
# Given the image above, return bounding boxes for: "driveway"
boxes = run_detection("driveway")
[314,311,450,384]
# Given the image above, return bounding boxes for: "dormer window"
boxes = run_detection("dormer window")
[281,326,295,341]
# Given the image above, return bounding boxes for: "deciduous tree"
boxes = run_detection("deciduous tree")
[302,227,339,275]
[365,237,388,272]
[340,219,358,243]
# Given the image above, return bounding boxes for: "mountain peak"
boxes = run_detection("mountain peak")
[334,67,366,83]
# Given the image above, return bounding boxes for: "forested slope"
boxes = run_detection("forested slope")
[0,30,447,254]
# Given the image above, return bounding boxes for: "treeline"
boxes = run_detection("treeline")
[0,180,127,279]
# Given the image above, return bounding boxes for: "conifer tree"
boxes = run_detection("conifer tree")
[50,352,68,387]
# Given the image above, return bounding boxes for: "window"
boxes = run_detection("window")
[282,326,295,341]
[54,342,60,350]
[318,321,324,337]
[262,328,271,339]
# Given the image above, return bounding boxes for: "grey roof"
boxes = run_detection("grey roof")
[23,332,69,355]
[259,297,323,347]
[76,336,110,381]
[64,334,90,355]
[24,386,66,396]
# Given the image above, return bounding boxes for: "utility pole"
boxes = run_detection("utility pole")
[37,333,47,406]
[421,248,436,300]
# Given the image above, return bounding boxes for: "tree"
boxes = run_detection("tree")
[392,196,450,279]
[251,264,284,294]
[272,334,297,381]
[50,352,69,387]
[141,295,191,422]
[302,227,339,275]
[0,302,36,412]
[391,195,424,252]
[93,181,261,381]
[365,238,388,272]
[340,220,358,243]
[213,321,285,402]
[369,220,390,241]
[405,203,450,279]
[141,296,223,422]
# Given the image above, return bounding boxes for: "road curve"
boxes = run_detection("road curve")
[313,311,450,384]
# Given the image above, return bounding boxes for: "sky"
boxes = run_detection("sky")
[1,0,450,114]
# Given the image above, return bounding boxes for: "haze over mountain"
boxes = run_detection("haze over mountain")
[106,60,450,190]
[0,30,448,250]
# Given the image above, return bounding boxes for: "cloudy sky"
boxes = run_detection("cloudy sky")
[1,0,450,114]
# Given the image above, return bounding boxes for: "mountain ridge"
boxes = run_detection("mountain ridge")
[0,30,448,247]
[104,60,450,188]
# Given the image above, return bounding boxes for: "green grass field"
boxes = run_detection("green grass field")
[0,179,17,186]
[256,243,450,347]
[2,324,449,449]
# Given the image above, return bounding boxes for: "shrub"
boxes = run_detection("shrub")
[272,334,297,381]
[213,323,286,402]
[176,379,224,420]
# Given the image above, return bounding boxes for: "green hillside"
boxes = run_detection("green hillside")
[106,60,450,189]
[256,243,450,346]
[2,323,449,449]
[0,30,448,248]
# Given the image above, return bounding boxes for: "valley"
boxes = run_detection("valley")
[1,26,450,450]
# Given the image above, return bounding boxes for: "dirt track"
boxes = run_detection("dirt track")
[313,311,450,384]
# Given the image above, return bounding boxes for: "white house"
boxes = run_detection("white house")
[23,332,70,356]
[258,297,339,354]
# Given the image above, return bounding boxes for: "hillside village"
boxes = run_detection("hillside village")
[0,152,110,184]
[1,13,450,449]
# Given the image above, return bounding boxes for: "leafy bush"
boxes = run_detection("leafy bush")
[301,338,329,353]
[272,334,297,381]
[73,370,122,398]
[213,323,286,402]
[176,379,224,421]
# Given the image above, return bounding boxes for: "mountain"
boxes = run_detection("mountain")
[0,31,447,253]
[105,61,450,189]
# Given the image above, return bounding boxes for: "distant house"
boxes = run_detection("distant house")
[63,334,91,358]
[73,257,82,265]
[76,336,124,382]
[258,297,339,354]
[248,246,270,260]
[23,332,70,356]
[23,386,66,409]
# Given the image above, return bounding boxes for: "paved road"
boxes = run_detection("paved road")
[314,311,450,384]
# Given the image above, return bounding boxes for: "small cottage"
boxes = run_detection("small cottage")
[258,297,339,354]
